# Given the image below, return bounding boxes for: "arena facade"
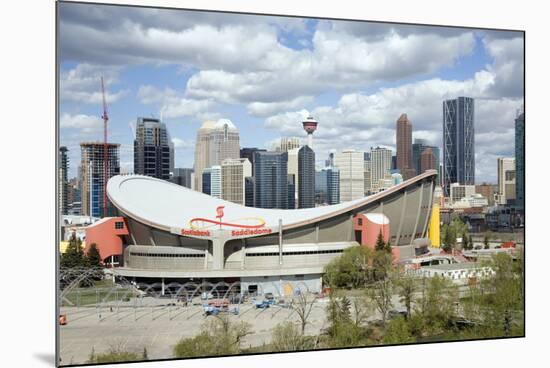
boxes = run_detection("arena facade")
[87,170,437,294]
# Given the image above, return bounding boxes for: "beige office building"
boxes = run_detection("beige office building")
[497,157,516,205]
[334,149,365,202]
[221,158,252,205]
[194,119,240,192]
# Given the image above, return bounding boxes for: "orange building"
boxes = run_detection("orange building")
[84,217,129,266]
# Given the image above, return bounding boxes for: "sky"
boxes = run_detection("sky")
[58,2,524,184]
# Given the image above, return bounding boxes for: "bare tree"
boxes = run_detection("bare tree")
[290,292,316,335]
[367,276,394,327]
[351,295,372,327]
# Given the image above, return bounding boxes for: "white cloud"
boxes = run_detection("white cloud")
[60,63,127,104]
[138,84,215,120]
[171,137,194,150]
[263,76,523,183]
[59,113,102,134]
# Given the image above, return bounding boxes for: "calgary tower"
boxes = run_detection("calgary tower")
[302,116,318,148]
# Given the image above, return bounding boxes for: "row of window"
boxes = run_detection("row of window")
[246,249,344,257]
[129,252,205,258]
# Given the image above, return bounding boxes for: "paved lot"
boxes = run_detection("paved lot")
[59,297,333,365]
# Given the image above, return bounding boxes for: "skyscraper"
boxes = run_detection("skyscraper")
[202,168,212,195]
[253,151,288,209]
[515,111,525,209]
[134,117,171,180]
[315,170,327,204]
[276,137,300,152]
[240,147,266,177]
[370,146,392,192]
[170,168,194,189]
[396,113,415,180]
[287,147,300,208]
[210,165,222,199]
[325,166,340,205]
[194,119,240,192]
[80,142,120,217]
[221,158,251,205]
[298,145,315,208]
[497,157,516,205]
[443,96,475,195]
[59,146,69,216]
[420,147,437,173]
[412,138,428,174]
[334,150,364,202]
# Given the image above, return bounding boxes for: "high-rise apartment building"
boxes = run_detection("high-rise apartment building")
[396,113,415,180]
[443,97,475,195]
[134,117,171,180]
[80,142,120,217]
[497,157,516,205]
[221,158,251,205]
[253,151,288,209]
[194,119,240,192]
[298,145,315,208]
[515,111,525,209]
[276,137,300,152]
[59,146,69,216]
[370,146,392,192]
[334,149,364,202]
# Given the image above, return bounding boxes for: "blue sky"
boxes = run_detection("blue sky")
[59,3,524,183]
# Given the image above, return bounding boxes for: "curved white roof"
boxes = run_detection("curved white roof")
[107,171,436,232]
[214,118,237,130]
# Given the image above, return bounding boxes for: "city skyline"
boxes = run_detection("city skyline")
[59,3,523,184]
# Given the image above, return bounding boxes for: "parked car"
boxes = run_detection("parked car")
[264,292,274,300]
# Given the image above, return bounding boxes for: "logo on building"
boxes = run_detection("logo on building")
[188,207,268,232]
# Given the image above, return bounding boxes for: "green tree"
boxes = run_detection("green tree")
[419,275,458,335]
[324,293,367,348]
[473,252,524,338]
[173,315,252,358]
[271,322,313,352]
[383,317,415,344]
[86,243,102,268]
[441,224,455,253]
[375,230,386,252]
[396,274,417,319]
[324,246,373,288]
[61,233,85,268]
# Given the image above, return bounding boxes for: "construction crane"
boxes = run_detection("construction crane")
[101,76,109,218]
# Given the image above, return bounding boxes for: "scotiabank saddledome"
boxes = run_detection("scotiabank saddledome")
[97,170,437,293]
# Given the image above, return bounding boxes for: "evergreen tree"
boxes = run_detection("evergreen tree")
[384,240,393,254]
[375,230,386,251]
[86,243,102,268]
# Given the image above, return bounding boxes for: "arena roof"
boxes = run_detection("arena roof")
[107,170,436,233]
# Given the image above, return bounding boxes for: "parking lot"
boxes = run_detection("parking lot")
[59,295,333,365]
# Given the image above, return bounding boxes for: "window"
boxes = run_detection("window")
[357,218,363,226]
[114,221,124,229]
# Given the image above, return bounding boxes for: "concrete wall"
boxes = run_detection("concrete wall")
[240,274,322,296]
